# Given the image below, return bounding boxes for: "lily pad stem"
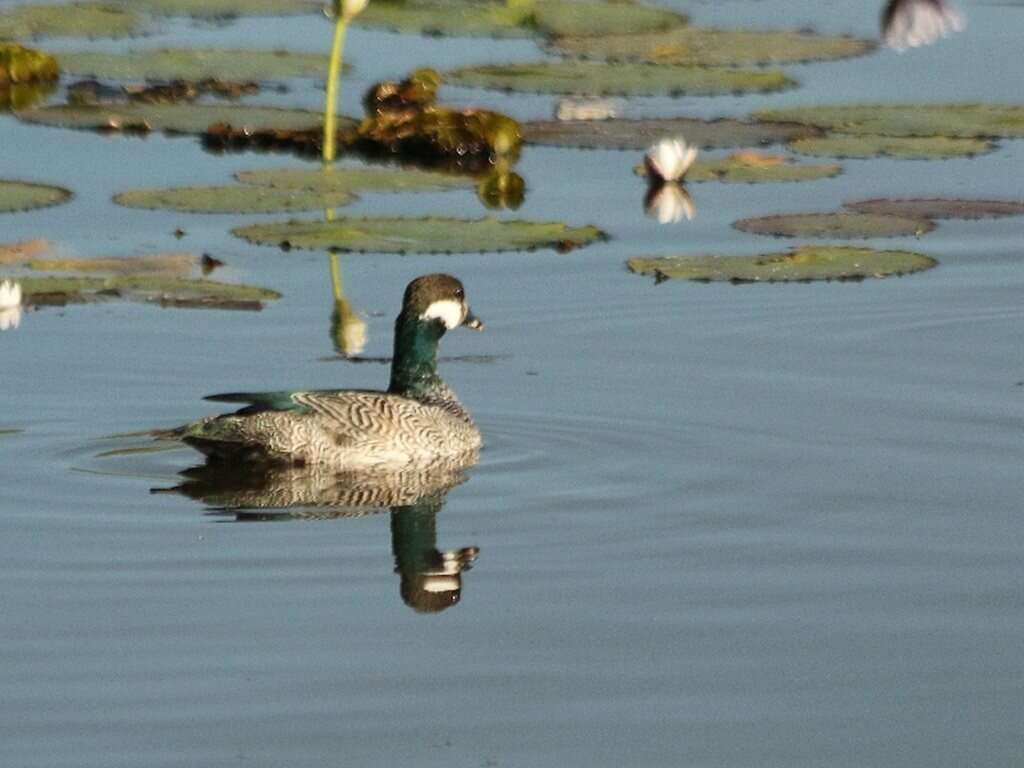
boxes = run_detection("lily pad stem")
[322,8,348,166]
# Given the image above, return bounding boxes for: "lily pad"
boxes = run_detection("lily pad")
[733,212,934,239]
[627,245,937,283]
[0,180,71,213]
[232,216,606,254]
[445,61,793,97]
[552,26,873,66]
[57,48,331,83]
[788,133,995,160]
[356,0,686,39]
[524,116,820,150]
[0,3,141,39]
[17,102,325,135]
[681,155,842,184]
[17,275,280,309]
[26,254,196,275]
[236,166,473,194]
[114,185,356,214]
[106,0,320,18]
[754,104,1024,139]
[844,198,1024,220]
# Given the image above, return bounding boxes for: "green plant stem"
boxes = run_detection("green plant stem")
[329,253,344,302]
[322,15,348,166]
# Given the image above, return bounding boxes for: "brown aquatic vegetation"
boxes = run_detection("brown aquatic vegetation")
[0,44,59,85]
[69,77,260,106]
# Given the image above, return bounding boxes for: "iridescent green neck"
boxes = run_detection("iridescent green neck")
[388,313,446,398]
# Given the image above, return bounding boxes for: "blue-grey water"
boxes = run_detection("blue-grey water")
[1,1,1022,766]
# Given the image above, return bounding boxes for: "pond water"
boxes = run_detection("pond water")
[2,1,1023,766]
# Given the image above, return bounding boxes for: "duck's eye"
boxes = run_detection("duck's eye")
[454,287,464,299]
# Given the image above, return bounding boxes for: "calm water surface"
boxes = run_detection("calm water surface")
[1,1,1022,766]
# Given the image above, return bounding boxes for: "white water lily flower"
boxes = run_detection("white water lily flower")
[645,137,699,183]
[883,0,964,52]
[340,0,368,22]
[645,183,696,225]
[0,280,22,310]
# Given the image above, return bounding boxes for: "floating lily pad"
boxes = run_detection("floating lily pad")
[17,102,325,135]
[446,61,793,97]
[58,48,331,82]
[0,239,50,264]
[0,180,71,213]
[107,0,320,18]
[1,43,59,84]
[27,254,196,275]
[232,216,606,254]
[236,166,473,194]
[114,185,356,213]
[552,26,873,66]
[734,212,934,239]
[681,155,841,184]
[754,104,1024,139]
[844,198,1024,220]
[357,0,686,39]
[788,133,995,159]
[524,116,820,150]
[0,3,141,39]
[16,275,280,309]
[627,245,937,283]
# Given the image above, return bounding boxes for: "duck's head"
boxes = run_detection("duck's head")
[401,273,484,333]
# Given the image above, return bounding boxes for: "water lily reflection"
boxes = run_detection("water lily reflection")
[477,157,525,210]
[882,0,964,52]
[155,458,480,613]
[328,254,367,356]
[0,280,22,331]
[644,182,696,224]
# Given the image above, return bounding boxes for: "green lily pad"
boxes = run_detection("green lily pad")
[844,198,1024,220]
[788,133,995,160]
[754,104,1024,139]
[236,166,473,194]
[0,43,59,84]
[733,212,934,239]
[17,102,325,135]
[681,156,842,184]
[27,254,196,275]
[114,185,356,214]
[445,61,793,97]
[627,245,937,283]
[524,116,820,150]
[17,275,280,309]
[232,216,607,254]
[552,26,873,66]
[58,48,331,82]
[356,0,685,39]
[0,3,141,39]
[0,179,71,213]
[106,0,320,18]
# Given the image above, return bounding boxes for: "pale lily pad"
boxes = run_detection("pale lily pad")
[28,254,196,275]
[58,48,331,82]
[682,155,842,184]
[788,133,995,160]
[445,61,793,97]
[0,180,71,213]
[114,185,356,214]
[524,116,820,150]
[734,212,934,239]
[236,167,474,194]
[17,102,325,135]
[17,275,280,309]
[357,0,686,39]
[627,245,937,283]
[232,216,606,254]
[754,104,1024,139]
[844,198,1024,220]
[552,26,873,66]
[0,3,140,39]
[107,0,320,18]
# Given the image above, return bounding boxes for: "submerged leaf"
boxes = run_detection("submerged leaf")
[524,116,820,150]
[114,185,356,214]
[789,133,995,159]
[236,166,473,194]
[680,155,842,184]
[627,245,937,283]
[0,179,71,213]
[0,3,140,39]
[445,61,794,97]
[552,25,873,66]
[58,48,331,82]
[232,216,606,254]
[734,212,934,239]
[844,198,1024,220]
[755,104,1024,139]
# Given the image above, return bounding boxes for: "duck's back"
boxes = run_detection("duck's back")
[183,390,481,468]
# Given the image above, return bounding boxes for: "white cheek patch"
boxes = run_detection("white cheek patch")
[421,299,464,329]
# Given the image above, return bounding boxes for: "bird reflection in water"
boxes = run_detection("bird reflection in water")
[154,454,480,613]
[882,0,964,52]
